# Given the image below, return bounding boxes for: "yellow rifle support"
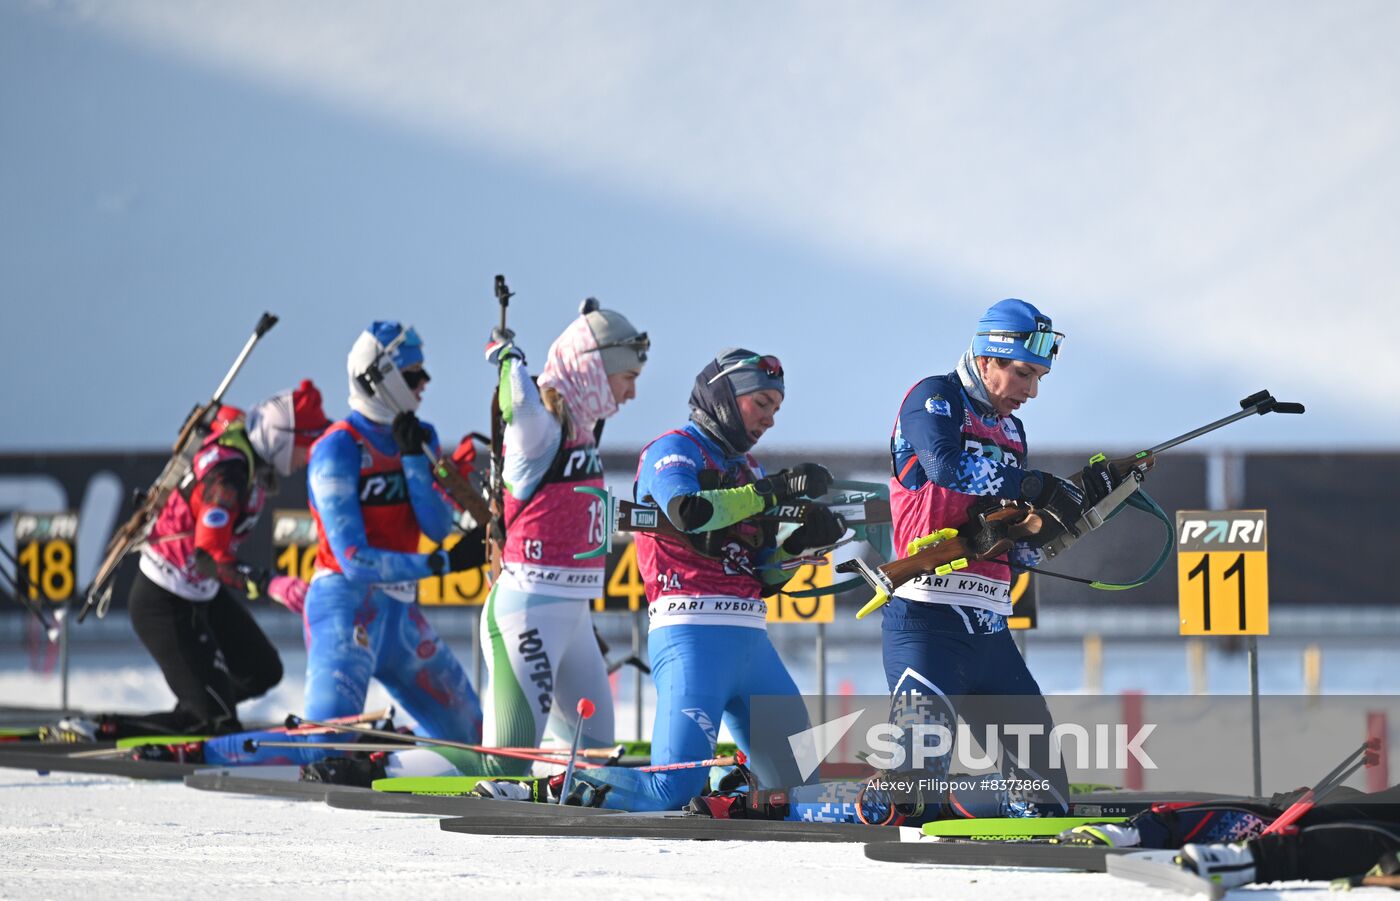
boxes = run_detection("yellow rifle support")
[855,528,959,620]
[933,557,969,577]
[854,589,889,621]
[905,528,958,556]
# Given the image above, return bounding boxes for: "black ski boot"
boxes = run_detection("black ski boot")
[299,754,387,787]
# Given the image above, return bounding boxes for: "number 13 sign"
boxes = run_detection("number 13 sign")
[1176,509,1269,636]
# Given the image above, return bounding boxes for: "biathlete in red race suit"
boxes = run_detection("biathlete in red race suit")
[51,382,329,742]
[551,349,845,810]
[880,298,1133,819]
[201,322,486,768]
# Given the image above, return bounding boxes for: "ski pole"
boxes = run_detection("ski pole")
[637,750,746,773]
[245,739,621,764]
[279,715,608,769]
[244,740,571,759]
[284,706,395,735]
[1261,738,1380,836]
[559,698,596,804]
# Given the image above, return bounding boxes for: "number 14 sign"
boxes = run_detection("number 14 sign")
[1176,509,1269,636]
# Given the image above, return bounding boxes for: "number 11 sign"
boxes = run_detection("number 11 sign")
[1176,509,1269,636]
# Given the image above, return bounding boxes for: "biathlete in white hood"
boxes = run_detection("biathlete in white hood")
[391,300,648,781]
[200,322,488,768]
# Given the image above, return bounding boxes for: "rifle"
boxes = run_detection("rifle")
[486,274,513,575]
[842,389,1305,619]
[79,313,279,622]
[569,486,892,562]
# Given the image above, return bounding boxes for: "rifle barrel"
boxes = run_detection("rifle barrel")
[211,313,278,405]
[1146,407,1258,456]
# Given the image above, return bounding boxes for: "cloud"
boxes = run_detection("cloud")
[49,0,1400,419]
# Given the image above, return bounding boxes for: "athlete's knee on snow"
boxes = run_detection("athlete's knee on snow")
[653,768,711,810]
[237,654,283,700]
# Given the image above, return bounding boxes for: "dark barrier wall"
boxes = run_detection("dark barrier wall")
[1244,453,1400,605]
[0,449,1392,610]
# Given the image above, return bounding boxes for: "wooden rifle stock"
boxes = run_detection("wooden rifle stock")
[429,456,492,526]
[877,505,1036,592]
[1068,451,1156,488]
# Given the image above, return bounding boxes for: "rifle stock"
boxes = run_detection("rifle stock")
[876,505,1032,592]
[430,456,493,526]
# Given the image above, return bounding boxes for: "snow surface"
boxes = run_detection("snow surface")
[0,641,1380,898]
[0,768,1332,901]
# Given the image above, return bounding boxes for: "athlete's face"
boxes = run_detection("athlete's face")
[976,357,1049,417]
[608,369,641,407]
[736,389,783,445]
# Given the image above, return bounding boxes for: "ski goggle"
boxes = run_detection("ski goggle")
[975,327,1064,360]
[707,354,784,385]
[402,367,431,390]
[381,326,424,369]
[589,332,651,364]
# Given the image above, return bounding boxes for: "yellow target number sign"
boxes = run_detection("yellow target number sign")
[1007,570,1038,631]
[14,512,79,603]
[270,508,489,606]
[1176,509,1269,636]
[767,556,835,624]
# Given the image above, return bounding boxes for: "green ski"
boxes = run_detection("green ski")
[921,815,1126,840]
[372,775,547,799]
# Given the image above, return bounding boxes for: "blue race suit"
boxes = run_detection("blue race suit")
[574,423,809,811]
[881,372,1069,817]
[204,410,481,765]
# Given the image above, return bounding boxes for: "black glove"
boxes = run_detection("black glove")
[757,463,833,505]
[1030,475,1086,543]
[1078,459,1122,508]
[392,412,431,457]
[431,526,488,575]
[782,504,847,555]
[234,563,272,599]
[193,549,268,598]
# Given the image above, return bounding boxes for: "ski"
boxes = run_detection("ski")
[864,837,1132,871]
[439,811,901,843]
[183,766,375,803]
[373,775,531,794]
[921,815,1126,840]
[0,747,205,779]
[326,788,622,818]
[1107,850,1226,899]
[0,735,118,753]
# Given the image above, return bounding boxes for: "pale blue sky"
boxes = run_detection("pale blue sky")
[3,2,1396,454]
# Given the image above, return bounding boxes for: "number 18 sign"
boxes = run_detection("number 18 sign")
[1176,509,1269,636]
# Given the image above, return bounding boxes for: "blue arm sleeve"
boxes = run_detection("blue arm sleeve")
[405,425,454,542]
[307,430,438,583]
[895,378,1032,500]
[637,436,705,517]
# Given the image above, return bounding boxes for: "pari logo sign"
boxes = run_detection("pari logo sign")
[1177,510,1268,551]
